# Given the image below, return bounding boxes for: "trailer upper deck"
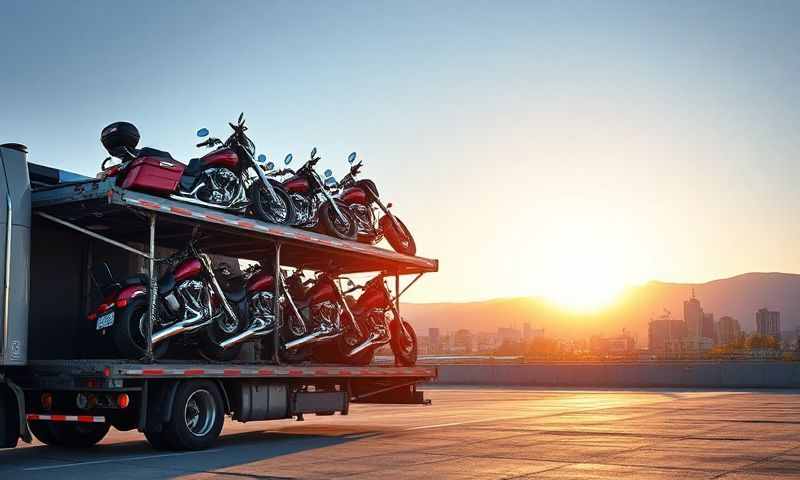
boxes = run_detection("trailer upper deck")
[31,176,438,274]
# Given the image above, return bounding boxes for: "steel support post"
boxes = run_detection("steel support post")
[395,273,400,317]
[272,242,282,365]
[145,213,157,363]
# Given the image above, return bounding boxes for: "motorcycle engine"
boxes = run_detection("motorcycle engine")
[291,193,314,225]
[176,279,207,321]
[248,291,274,327]
[198,168,240,205]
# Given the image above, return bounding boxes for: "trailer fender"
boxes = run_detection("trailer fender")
[0,375,31,447]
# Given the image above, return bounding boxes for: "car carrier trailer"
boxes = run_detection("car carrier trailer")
[0,143,438,450]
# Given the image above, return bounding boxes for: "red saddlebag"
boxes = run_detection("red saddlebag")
[121,156,184,194]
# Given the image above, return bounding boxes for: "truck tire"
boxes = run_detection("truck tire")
[162,380,224,451]
[0,386,21,448]
[144,429,172,450]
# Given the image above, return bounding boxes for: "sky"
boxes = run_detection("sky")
[2,1,800,306]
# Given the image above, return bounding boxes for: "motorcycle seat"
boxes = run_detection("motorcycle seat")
[123,272,175,295]
[184,158,203,176]
[224,287,247,303]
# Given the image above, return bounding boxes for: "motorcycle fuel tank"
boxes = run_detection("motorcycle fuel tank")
[246,271,274,293]
[308,278,338,305]
[283,176,310,194]
[340,187,368,205]
[354,281,390,314]
[201,148,239,169]
[174,258,203,282]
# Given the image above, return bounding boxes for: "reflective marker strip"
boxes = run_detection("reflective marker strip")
[116,366,435,378]
[27,414,105,423]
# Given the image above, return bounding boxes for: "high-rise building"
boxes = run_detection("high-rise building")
[648,311,687,354]
[756,308,781,340]
[702,312,715,342]
[716,316,741,346]
[523,322,532,340]
[683,289,704,338]
[683,290,712,351]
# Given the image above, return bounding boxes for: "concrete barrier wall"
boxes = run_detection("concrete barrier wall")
[434,362,800,388]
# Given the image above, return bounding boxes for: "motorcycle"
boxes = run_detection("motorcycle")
[315,274,418,366]
[87,242,263,361]
[327,152,416,255]
[266,148,358,240]
[98,114,295,225]
[244,265,360,363]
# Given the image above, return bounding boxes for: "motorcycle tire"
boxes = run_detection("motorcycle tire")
[320,199,358,240]
[390,319,418,367]
[199,310,247,362]
[112,297,169,360]
[380,215,416,256]
[252,181,297,226]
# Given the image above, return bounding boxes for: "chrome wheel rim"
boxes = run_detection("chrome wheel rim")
[184,389,216,437]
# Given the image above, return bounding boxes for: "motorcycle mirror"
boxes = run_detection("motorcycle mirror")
[257,154,267,163]
[265,161,275,171]
[284,153,293,165]
[324,169,333,177]
[197,128,209,138]
[347,152,357,164]
[387,202,393,209]
[238,112,244,124]
[311,147,317,159]
[324,177,337,187]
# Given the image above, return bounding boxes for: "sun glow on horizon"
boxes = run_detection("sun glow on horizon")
[529,218,638,313]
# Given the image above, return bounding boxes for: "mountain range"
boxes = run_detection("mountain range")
[401,272,800,342]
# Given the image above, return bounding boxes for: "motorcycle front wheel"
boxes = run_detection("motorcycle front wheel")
[252,181,296,226]
[112,297,169,360]
[320,199,358,240]
[380,215,416,256]
[199,310,247,362]
[390,320,418,366]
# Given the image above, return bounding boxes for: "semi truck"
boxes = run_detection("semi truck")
[0,143,438,451]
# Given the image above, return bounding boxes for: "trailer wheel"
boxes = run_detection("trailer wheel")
[163,380,224,450]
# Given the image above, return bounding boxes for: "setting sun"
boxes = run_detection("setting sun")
[531,219,632,312]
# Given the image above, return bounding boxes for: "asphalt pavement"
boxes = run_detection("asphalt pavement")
[3,386,800,479]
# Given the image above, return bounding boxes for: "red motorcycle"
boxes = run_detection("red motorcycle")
[315,274,418,366]
[98,114,295,225]
[88,242,270,360]
[330,152,416,255]
[267,149,358,240]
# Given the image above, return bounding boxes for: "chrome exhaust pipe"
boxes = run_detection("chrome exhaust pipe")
[284,328,341,350]
[218,317,275,349]
[347,331,389,357]
[151,315,211,344]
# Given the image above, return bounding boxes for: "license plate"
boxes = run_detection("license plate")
[96,311,115,330]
